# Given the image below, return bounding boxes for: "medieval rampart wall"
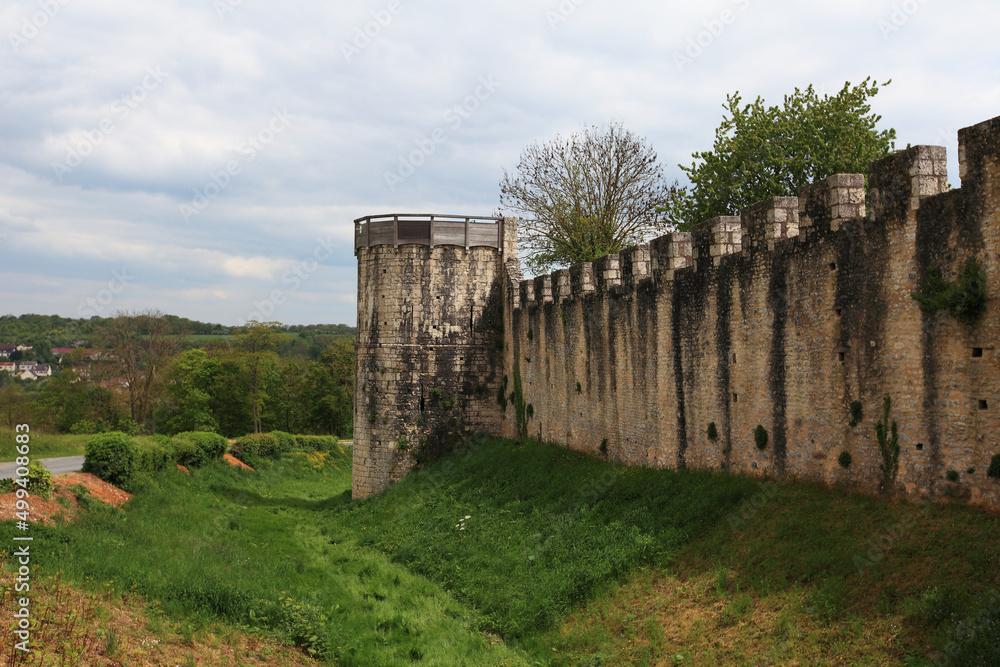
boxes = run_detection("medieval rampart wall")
[501,115,1000,507]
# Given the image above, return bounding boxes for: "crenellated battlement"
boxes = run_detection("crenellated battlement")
[355,113,1000,510]
[501,114,1000,509]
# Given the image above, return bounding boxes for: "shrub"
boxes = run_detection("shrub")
[754,425,768,450]
[69,419,99,435]
[83,432,139,489]
[988,454,1000,480]
[173,432,227,468]
[946,469,960,482]
[0,478,13,494]
[838,451,852,468]
[136,435,176,473]
[270,431,298,453]
[294,435,338,453]
[232,433,280,463]
[26,461,53,500]
[707,422,718,441]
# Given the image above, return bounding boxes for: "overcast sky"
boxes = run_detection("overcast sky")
[1,0,997,327]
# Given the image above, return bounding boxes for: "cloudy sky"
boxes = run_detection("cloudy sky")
[1,0,997,327]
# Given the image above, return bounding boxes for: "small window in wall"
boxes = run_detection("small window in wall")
[979,399,989,410]
[731,353,737,363]
[829,262,837,271]
[732,393,739,403]
[836,309,842,317]
[916,443,924,451]
[972,347,984,358]
[839,352,845,362]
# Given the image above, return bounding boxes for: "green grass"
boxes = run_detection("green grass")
[5,434,999,665]
[337,436,757,639]
[1,446,528,665]
[0,430,182,463]
[0,429,91,461]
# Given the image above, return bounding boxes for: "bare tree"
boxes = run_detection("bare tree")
[99,310,176,426]
[500,121,683,273]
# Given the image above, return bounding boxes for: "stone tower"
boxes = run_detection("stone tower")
[352,214,516,499]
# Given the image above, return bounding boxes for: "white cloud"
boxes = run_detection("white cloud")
[1,0,998,325]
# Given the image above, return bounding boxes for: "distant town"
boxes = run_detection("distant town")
[0,342,98,382]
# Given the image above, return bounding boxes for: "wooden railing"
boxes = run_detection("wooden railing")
[354,214,503,253]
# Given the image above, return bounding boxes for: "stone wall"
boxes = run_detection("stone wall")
[501,115,1000,509]
[352,239,507,499]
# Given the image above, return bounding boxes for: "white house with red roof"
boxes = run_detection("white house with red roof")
[0,361,15,373]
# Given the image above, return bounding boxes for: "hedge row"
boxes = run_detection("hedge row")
[83,431,229,490]
[230,432,340,465]
[83,431,341,490]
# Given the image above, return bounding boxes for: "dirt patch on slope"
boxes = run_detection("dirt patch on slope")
[0,472,131,526]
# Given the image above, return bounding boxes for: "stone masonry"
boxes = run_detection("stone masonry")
[355,115,1000,509]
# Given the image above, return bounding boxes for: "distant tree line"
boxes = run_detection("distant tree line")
[0,311,355,439]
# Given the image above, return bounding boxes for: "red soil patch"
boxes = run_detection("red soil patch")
[176,464,190,474]
[0,472,131,526]
[225,453,254,470]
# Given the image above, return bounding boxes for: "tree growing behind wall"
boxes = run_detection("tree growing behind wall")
[499,121,684,273]
[669,78,896,228]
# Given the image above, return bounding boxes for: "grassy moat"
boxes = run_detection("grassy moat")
[1,434,998,665]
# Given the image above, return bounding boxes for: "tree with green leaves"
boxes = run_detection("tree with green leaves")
[500,121,683,273]
[233,320,281,434]
[161,348,220,434]
[669,78,896,228]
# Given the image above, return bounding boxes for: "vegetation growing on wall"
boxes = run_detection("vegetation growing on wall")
[912,259,987,325]
[510,363,528,440]
[876,394,900,493]
[753,425,768,450]
[849,400,863,427]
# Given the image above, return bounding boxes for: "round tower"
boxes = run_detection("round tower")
[353,214,514,499]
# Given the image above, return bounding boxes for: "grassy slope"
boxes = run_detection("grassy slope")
[340,438,1000,666]
[3,435,998,665]
[0,430,174,462]
[0,446,529,666]
[0,429,91,461]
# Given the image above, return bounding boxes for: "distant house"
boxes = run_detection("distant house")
[15,369,37,381]
[17,361,38,372]
[0,343,14,357]
[51,347,96,362]
[33,365,52,378]
[0,361,15,373]
[16,344,32,352]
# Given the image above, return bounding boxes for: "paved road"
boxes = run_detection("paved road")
[0,441,354,479]
[0,455,85,478]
